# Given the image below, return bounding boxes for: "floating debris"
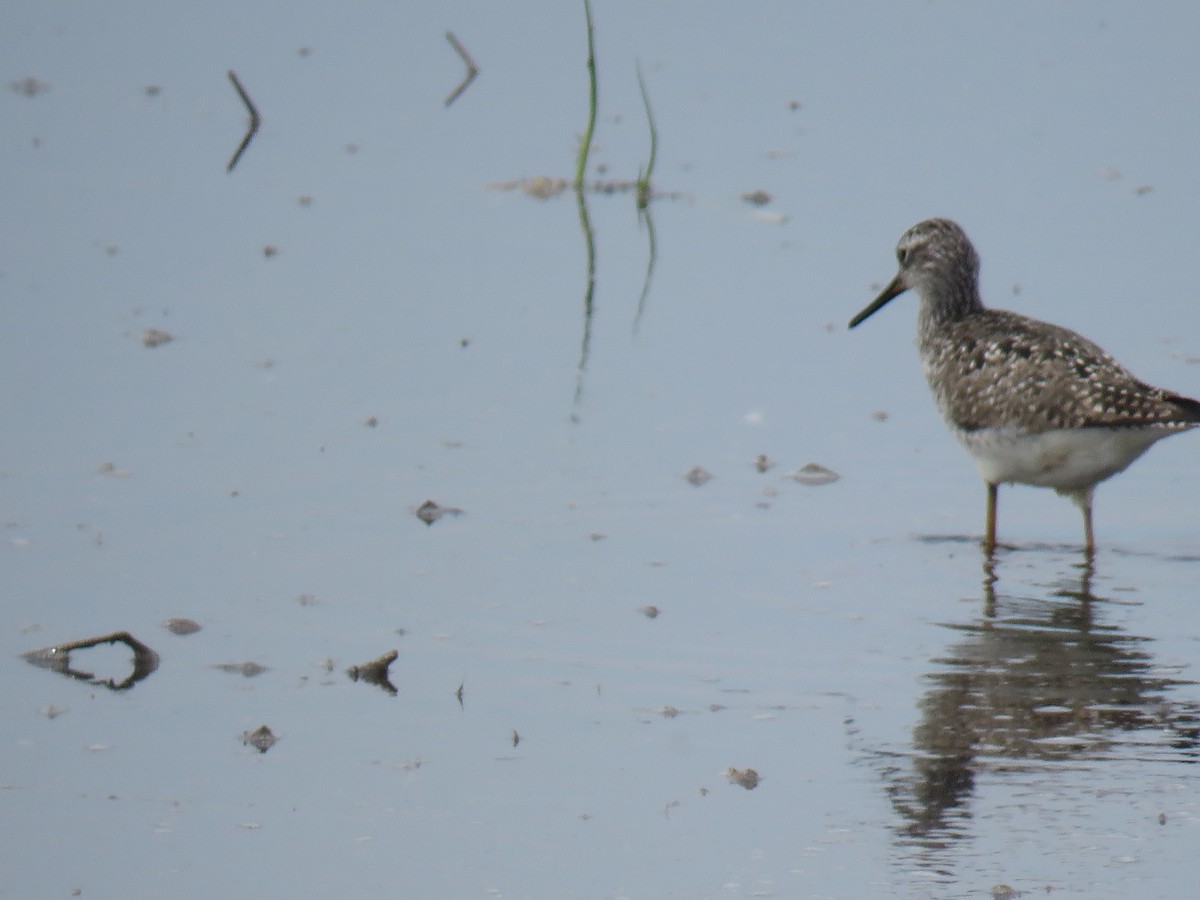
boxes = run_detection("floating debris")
[164,617,202,636]
[346,649,399,695]
[727,767,760,790]
[22,631,160,691]
[144,85,161,97]
[97,461,133,477]
[511,730,520,748]
[740,189,772,206]
[213,661,269,678]
[990,885,1022,900]
[241,725,278,754]
[363,416,378,428]
[588,532,607,541]
[1133,184,1153,196]
[788,462,840,486]
[639,605,660,619]
[262,245,279,258]
[10,77,50,96]
[489,175,569,200]
[141,327,174,348]
[870,410,889,422]
[660,705,680,719]
[455,682,465,707]
[753,453,776,473]
[415,500,464,525]
[684,466,713,487]
[487,175,683,203]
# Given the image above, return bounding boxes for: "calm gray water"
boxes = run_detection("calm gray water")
[4,3,1200,897]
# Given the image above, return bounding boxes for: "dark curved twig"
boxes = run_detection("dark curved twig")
[226,69,261,172]
[444,32,479,107]
[22,630,160,691]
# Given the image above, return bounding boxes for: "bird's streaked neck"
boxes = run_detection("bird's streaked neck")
[916,271,985,336]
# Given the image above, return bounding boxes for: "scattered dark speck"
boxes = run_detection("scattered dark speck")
[684,466,713,487]
[727,767,759,790]
[242,724,278,754]
[262,245,279,258]
[10,77,50,96]
[753,453,775,473]
[741,189,772,206]
[416,500,464,525]
[639,605,660,619]
[511,730,520,747]
[141,328,174,348]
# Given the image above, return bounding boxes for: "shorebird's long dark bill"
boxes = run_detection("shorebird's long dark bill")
[848,273,908,329]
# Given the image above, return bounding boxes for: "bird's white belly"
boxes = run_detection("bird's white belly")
[957,426,1168,491]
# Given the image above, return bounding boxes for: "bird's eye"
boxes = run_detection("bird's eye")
[896,248,909,265]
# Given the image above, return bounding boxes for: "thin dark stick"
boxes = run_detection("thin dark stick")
[444,31,479,107]
[226,69,261,172]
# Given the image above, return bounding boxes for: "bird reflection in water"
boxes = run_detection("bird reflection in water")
[881,555,1200,854]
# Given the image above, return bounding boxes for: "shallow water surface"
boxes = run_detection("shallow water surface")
[3,3,1200,898]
